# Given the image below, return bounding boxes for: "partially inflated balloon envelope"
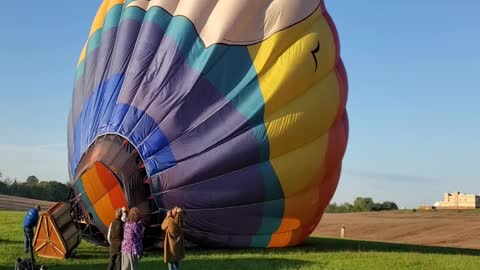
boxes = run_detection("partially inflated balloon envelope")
[68,0,348,248]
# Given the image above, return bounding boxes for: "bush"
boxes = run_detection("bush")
[326,197,399,213]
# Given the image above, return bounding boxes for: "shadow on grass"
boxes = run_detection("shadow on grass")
[180,237,480,257]
[29,258,311,270]
[300,237,480,256]
[70,252,108,260]
[160,258,310,270]
[3,237,478,270]
[0,239,22,244]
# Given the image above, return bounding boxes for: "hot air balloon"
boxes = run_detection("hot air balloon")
[68,0,348,248]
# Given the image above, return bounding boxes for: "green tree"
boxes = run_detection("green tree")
[336,203,354,213]
[326,198,400,213]
[325,203,338,213]
[354,197,374,212]
[372,203,383,211]
[3,177,13,185]
[10,180,18,194]
[381,201,398,211]
[0,181,7,194]
[26,175,39,184]
[17,182,34,198]
[40,181,70,201]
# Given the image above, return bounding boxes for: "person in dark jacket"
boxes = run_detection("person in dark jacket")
[161,207,185,270]
[108,208,125,270]
[23,205,40,254]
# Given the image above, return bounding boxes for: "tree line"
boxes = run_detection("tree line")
[326,197,399,213]
[0,172,71,202]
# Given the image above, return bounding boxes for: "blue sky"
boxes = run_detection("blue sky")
[0,1,478,208]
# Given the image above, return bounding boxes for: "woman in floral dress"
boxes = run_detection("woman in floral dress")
[121,207,144,270]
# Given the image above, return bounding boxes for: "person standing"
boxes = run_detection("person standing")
[121,207,144,270]
[23,205,40,269]
[23,205,40,254]
[162,207,185,270]
[121,207,128,222]
[107,208,124,270]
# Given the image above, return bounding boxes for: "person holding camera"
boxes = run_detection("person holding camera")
[161,207,185,270]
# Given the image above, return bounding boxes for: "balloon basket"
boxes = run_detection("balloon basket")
[33,202,81,260]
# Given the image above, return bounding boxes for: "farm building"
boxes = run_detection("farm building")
[434,192,480,209]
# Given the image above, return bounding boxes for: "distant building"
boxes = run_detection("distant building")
[418,204,433,210]
[434,192,480,209]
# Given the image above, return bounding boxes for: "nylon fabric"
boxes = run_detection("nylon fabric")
[68,0,348,248]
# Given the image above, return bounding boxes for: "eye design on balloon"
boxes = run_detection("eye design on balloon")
[311,41,320,72]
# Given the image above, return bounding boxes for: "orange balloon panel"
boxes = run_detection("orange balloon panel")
[76,162,128,232]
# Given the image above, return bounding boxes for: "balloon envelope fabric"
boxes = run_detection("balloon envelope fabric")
[68,0,348,248]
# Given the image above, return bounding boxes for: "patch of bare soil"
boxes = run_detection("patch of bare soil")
[0,194,56,211]
[314,211,480,249]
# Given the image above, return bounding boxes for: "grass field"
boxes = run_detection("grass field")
[1,211,480,270]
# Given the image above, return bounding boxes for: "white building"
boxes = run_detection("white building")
[434,192,480,209]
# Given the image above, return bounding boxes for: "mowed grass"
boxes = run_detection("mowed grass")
[1,211,480,270]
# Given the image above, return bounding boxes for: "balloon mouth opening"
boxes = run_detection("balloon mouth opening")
[68,134,162,247]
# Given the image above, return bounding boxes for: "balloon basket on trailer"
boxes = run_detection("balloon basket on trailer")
[32,202,82,260]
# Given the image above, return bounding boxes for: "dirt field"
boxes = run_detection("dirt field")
[315,211,480,249]
[0,194,56,211]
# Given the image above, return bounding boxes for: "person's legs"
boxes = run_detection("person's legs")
[23,227,34,253]
[114,252,122,270]
[107,249,116,270]
[23,227,35,270]
[168,262,179,270]
[132,255,139,270]
[121,254,137,270]
[121,253,129,270]
[23,229,29,253]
